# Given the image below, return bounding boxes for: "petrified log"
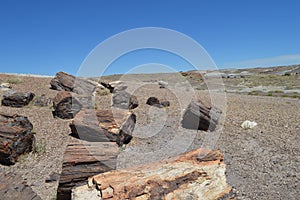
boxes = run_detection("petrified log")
[112,91,138,110]
[34,94,52,107]
[146,97,170,108]
[0,82,12,91]
[52,91,83,119]
[146,96,160,106]
[100,81,127,93]
[57,141,118,200]
[182,100,222,131]
[0,113,34,165]
[73,149,234,200]
[160,100,170,107]
[50,71,96,95]
[1,91,35,107]
[70,109,136,146]
[0,171,41,199]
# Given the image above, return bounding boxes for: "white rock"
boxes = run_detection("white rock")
[241,120,257,129]
[158,80,168,88]
[71,185,101,200]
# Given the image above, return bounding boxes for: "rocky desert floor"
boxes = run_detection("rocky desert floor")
[0,72,299,200]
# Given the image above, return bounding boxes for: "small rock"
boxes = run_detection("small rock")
[241,120,257,129]
[158,80,168,88]
[146,97,160,106]
[160,100,170,107]
[34,94,51,107]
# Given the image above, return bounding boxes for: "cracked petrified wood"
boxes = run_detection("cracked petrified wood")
[182,100,222,131]
[70,109,136,146]
[52,91,83,119]
[73,149,234,200]
[0,113,34,165]
[50,71,96,95]
[56,141,118,200]
[1,91,35,107]
[0,171,41,199]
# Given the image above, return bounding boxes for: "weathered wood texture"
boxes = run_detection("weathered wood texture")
[73,149,234,200]
[182,100,222,131]
[57,141,118,200]
[1,91,35,107]
[0,113,34,165]
[70,109,136,146]
[52,91,83,119]
[50,71,96,95]
[0,171,42,200]
[112,91,139,110]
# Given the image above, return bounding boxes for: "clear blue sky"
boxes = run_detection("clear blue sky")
[0,0,300,75]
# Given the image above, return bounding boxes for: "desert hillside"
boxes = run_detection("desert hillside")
[0,66,299,199]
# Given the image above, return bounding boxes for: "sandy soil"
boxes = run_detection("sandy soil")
[0,74,299,200]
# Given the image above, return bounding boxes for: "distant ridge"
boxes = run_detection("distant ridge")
[0,73,54,78]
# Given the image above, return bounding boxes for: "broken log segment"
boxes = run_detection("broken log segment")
[56,140,118,200]
[69,109,136,146]
[52,91,83,119]
[0,112,34,165]
[50,71,96,95]
[1,91,35,108]
[73,149,234,200]
[182,100,222,131]
[112,90,139,110]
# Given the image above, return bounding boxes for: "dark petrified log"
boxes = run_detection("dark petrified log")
[112,90,138,110]
[1,91,35,107]
[50,71,96,95]
[181,100,222,131]
[0,112,34,165]
[69,109,136,146]
[52,91,83,119]
[56,141,118,200]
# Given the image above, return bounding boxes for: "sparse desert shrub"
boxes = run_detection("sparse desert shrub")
[7,77,23,84]
[33,140,46,155]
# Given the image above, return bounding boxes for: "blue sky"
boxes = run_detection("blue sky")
[0,0,300,76]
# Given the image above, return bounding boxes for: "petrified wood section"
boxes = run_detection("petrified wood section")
[182,100,222,131]
[52,91,83,119]
[74,149,233,200]
[0,171,41,200]
[57,141,118,200]
[112,90,139,110]
[34,94,52,107]
[100,81,114,93]
[1,91,35,107]
[100,81,127,93]
[0,113,34,165]
[70,109,136,146]
[50,71,96,95]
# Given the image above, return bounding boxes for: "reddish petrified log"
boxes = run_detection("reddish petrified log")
[73,149,235,200]
[52,91,83,119]
[0,112,34,165]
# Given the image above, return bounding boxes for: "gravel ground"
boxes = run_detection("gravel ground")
[0,74,299,200]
